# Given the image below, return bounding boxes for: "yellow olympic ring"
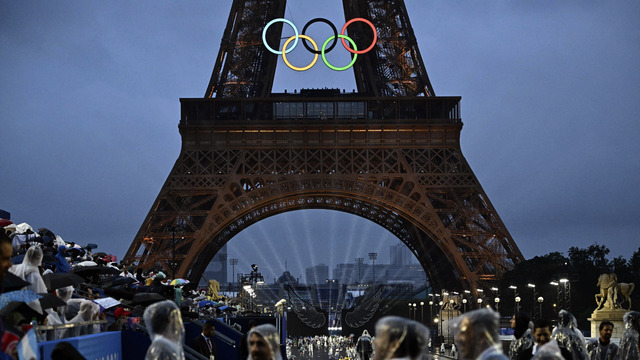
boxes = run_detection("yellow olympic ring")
[281,34,319,72]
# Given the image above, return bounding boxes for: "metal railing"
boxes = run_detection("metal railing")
[35,319,108,341]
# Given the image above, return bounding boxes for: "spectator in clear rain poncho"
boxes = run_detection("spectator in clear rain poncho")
[45,286,74,339]
[9,245,47,293]
[356,329,373,360]
[452,308,509,360]
[248,323,283,360]
[551,310,588,360]
[64,300,100,338]
[586,320,619,360]
[373,316,430,360]
[144,300,185,360]
[510,312,535,360]
[619,311,640,360]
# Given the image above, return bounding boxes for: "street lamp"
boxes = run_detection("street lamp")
[229,258,238,296]
[413,303,417,320]
[462,298,467,312]
[559,278,571,311]
[477,298,483,309]
[420,301,425,323]
[515,296,521,313]
[527,283,537,318]
[368,252,378,284]
[537,297,544,318]
[494,297,500,312]
[509,285,519,314]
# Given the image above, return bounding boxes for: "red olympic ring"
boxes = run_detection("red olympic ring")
[340,18,377,54]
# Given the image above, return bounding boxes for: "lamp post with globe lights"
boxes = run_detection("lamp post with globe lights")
[537,297,544,319]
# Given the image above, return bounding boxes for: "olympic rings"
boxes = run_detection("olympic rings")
[302,18,337,55]
[262,17,377,71]
[322,35,357,71]
[282,35,319,71]
[341,18,377,54]
[262,18,298,55]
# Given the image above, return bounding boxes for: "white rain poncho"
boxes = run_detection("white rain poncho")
[247,323,283,360]
[374,316,430,360]
[619,311,640,360]
[64,299,100,337]
[551,310,588,360]
[451,308,509,360]
[144,300,185,360]
[9,245,47,293]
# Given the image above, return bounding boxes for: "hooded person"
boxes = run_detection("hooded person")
[54,245,71,273]
[9,245,47,293]
[373,316,430,360]
[143,300,185,360]
[452,308,509,360]
[64,300,100,337]
[248,323,283,360]
[356,329,373,360]
[510,312,535,359]
[551,310,588,360]
[619,311,640,360]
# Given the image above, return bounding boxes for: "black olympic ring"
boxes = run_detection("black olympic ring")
[301,18,338,55]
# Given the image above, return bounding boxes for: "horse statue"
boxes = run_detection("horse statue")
[595,273,618,310]
[617,282,635,310]
[595,273,635,311]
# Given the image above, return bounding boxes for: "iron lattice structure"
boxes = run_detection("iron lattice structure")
[124,0,524,292]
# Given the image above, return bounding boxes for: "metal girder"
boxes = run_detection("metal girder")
[204,0,286,98]
[343,0,435,96]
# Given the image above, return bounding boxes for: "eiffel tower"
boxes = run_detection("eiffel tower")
[123,0,524,292]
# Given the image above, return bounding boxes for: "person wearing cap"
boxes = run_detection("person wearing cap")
[373,316,430,360]
[108,307,132,331]
[453,308,509,360]
[190,320,217,359]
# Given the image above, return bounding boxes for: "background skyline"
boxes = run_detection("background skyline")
[2,1,639,282]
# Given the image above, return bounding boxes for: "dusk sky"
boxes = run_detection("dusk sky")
[2,1,639,282]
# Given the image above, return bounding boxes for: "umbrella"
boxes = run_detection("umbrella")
[70,265,120,278]
[42,272,85,290]
[37,227,56,238]
[15,222,34,234]
[170,278,189,286]
[1,273,30,291]
[103,285,135,301]
[198,300,217,308]
[36,293,67,310]
[0,219,12,227]
[85,243,98,250]
[130,292,166,306]
[101,276,138,288]
[219,305,236,311]
[0,290,42,310]
[76,261,98,267]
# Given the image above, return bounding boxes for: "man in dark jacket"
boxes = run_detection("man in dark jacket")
[190,320,218,359]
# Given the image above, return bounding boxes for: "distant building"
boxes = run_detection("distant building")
[200,244,228,288]
[305,263,329,285]
[390,244,412,265]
